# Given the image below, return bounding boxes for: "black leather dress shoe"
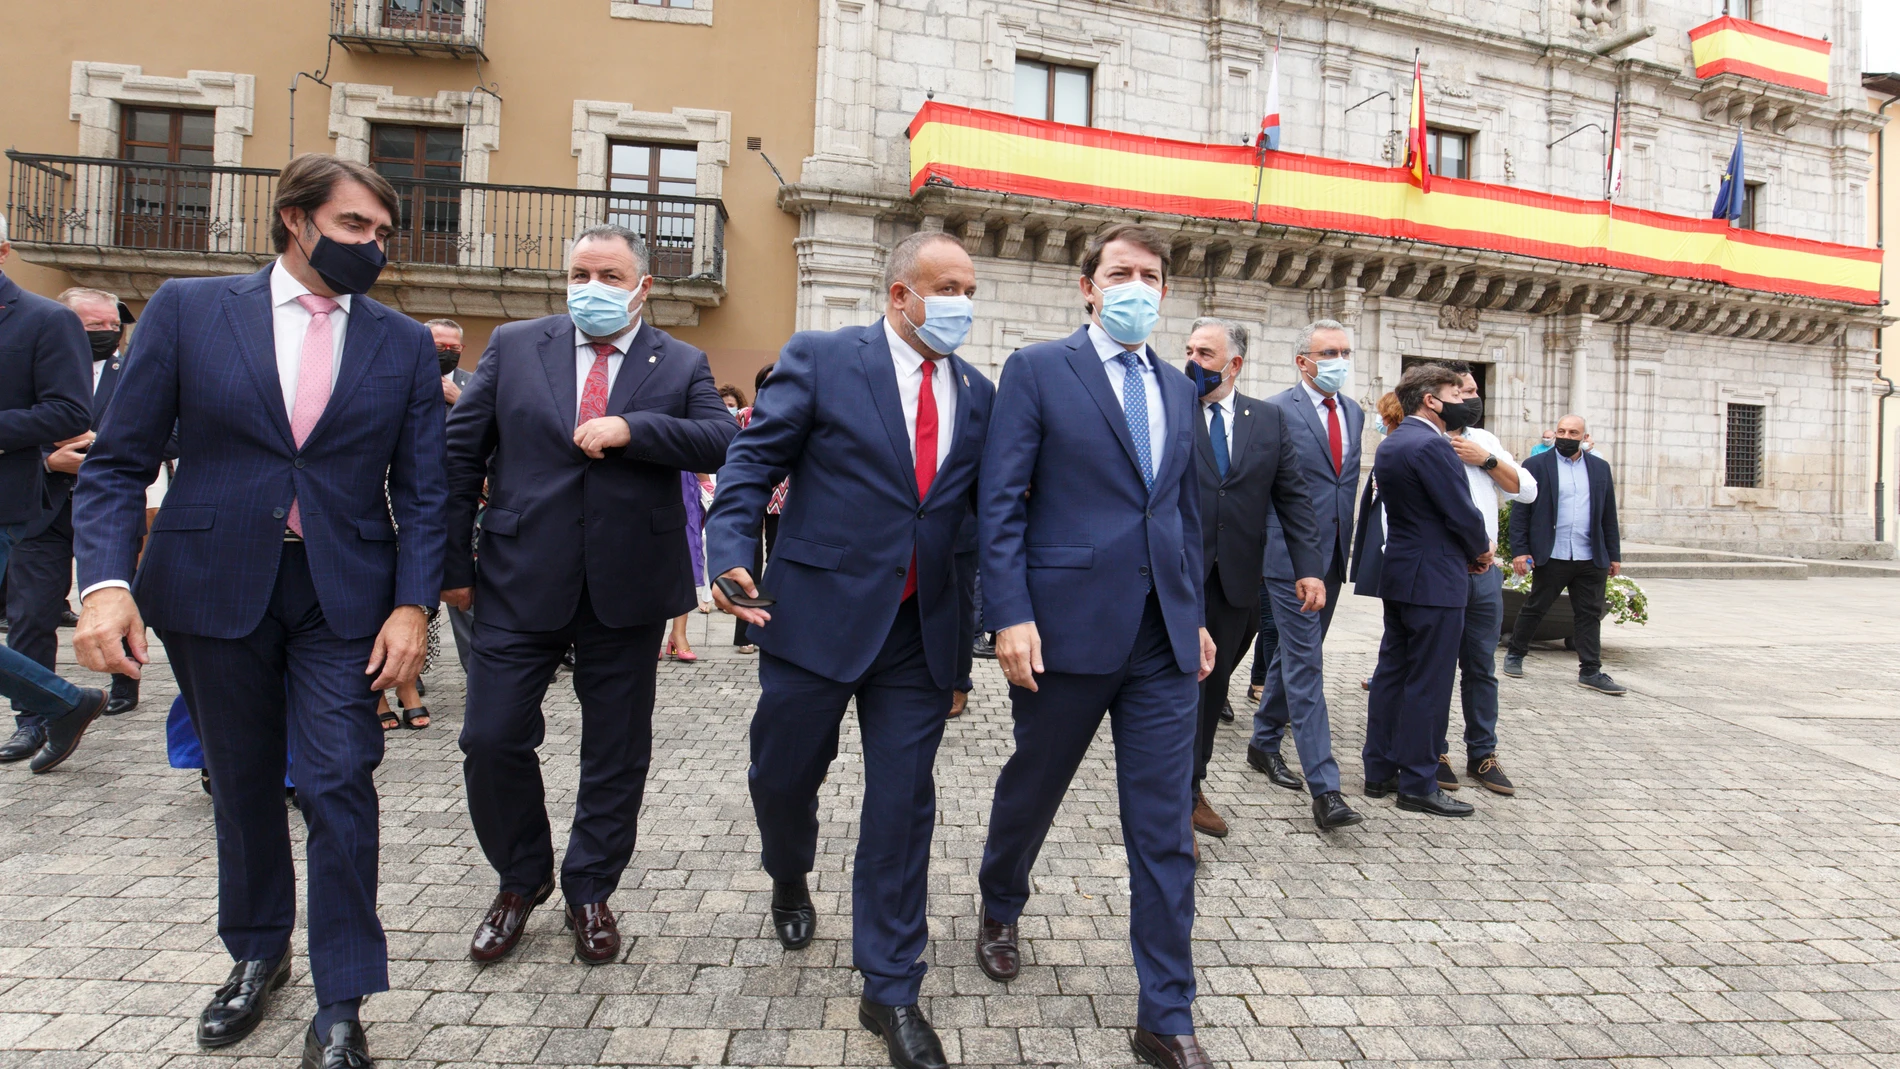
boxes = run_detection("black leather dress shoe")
[469,877,553,963]
[1397,789,1475,817]
[770,875,815,950]
[976,907,1019,981]
[197,951,291,1048]
[1364,776,1399,799]
[858,998,947,1069]
[30,688,107,773]
[300,1020,372,1069]
[1131,1028,1213,1069]
[1311,791,1364,830]
[105,675,139,716]
[0,724,45,762]
[1246,745,1304,791]
[1218,698,1235,723]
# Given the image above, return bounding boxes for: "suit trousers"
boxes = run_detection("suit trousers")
[954,549,977,692]
[1364,599,1466,797]
[750,597,949,1006]
[460,584,665,906]
[5,498,133,726]
[1248,579,1279,688]
[979,593,1199,1035]
[446,603,474,674]
[1248,570,1343,795]
[159,541,388,1007]
[1438,567,1502,759]
[0,523,83,720]
[1194,563,1256,786]
[1504,558,1607,676]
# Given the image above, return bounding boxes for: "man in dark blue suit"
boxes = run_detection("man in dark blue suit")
[444,224,736,971]
[976,224,1216,1069]
[705,232,991,1069]
[1247,320,1362,812]
[1363,364,1493,818]
[0,224,106,772]
[74,155,446,1067]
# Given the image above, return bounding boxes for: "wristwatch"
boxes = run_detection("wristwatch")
[1481,455,1499,471]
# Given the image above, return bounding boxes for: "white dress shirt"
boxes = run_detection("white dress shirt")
[1454,425,1537,549]
[1201,392,1235,458]
[573,319,642,425]
[1087,322,1167,476]
[882,318,955,469]
[270,259,349,420]
[93,356,110,393]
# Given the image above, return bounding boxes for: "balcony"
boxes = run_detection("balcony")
[330,0,487,60]
[4,151,729,325]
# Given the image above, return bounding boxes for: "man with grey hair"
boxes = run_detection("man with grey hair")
[1184,316,1330,836]
[444,222,736,968]
[1247,318,1367,829]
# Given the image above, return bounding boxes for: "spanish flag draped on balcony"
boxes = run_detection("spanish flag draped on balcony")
[1688,16,1831,96]
[1403,52,1430,193]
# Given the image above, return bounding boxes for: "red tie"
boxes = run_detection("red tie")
[1323,396,1343,475]
[578,342,614,427]
[903,360,940,602]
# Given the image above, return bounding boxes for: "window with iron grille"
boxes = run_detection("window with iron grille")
[118,107,216,252]
[608,141,698,277]
[1725,403,1763,488]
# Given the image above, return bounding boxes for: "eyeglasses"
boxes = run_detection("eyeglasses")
[1300,348,1352,360]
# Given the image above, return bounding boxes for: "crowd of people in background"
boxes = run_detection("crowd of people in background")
[0,157,1627,1069]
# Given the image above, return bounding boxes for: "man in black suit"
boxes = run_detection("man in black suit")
[444,224,736,967]
[1183,318,1341,834]
[1503,414,1625,695]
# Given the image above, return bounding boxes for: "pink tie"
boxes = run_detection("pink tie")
[285,293,339,536]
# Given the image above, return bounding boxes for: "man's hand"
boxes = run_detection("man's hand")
[45,431,96,476]
[1197,627,1217,682]
[75,587,149,679]
[441,376,462,406]
[1447,433,1489,467]
[1470,547,1495,575]
[367,605,429,691]
[711,567,772,628]
[1512,554,1531,576]
[1609,561,1621,578]
[996,622,1044,692]
[441,587,473,611]
[1293,577,1326,614]
[574,416,632,459]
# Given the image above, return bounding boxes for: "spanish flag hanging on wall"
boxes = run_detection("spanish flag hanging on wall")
[1404,52,1429,192]
[1689,17,1830,96]
[906,103,1880,306]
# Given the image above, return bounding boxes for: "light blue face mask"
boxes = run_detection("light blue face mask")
[1312,357,1351,394]
[903,286,974,355]
[567,279,642,337]
[1093,279,1162,346]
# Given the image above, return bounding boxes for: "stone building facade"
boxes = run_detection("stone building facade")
[780,0,1888,555]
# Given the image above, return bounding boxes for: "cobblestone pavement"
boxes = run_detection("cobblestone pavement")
[3,578,1899,1068]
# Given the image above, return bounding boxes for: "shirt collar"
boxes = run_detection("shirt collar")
[1087,322,1147,368]
[1558,448,1586,464]
[1405,414,1446,437]
[1203,391,1233,417]
[882,316,938,377]
[577,319,643,356]
[270,258,352,315]
[1300,378,1333,407]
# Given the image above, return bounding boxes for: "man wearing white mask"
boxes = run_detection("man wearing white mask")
[704,231,992,1069]
[442,224,735,968]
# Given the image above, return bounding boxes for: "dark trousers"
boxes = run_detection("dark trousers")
[446,603,473,674]
[1438,567,1502,760]
[159,542,387,1007]
[4,499,135,726]
[1364,599,1465,798]
[1504,558,1606,676]
[979,594,1198,1035]
[750,597,948,1006]
[1194,564,1256,787]
[460,585,665,906]
[735,514,780,646]
[1248,578,1279,688]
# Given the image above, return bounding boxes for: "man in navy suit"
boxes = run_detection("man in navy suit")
[444,224,736,971]
[0,221,106,773]
[1247,320,1362,814]
[705,232,991,1069]
[976,224,1216,1069]
[1363,364,1493,818]
[74,154,446,1066]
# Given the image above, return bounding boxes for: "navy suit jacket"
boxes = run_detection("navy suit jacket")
[1508,448,1621,569]
[445,316,737,632]
[1195,389,1322,604]
[979,326,1203,676]
[1371,417,1490,608]
[0,271,91,527]
[705,320,993,689]
[74,264,449,640]
[1264,383,1362,581]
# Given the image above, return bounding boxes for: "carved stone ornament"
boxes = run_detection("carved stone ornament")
[1438,305,1481,331]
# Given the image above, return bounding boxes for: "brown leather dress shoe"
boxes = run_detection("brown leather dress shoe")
[1130,1028,1213,1069]
[975,907,1019,981]
[1190,791,1228,838]
[565,900,620,964]
[470,878,553,963]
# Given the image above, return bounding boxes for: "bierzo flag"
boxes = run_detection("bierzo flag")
[1689,16,1830,96]
[1404,51,1429,192]
[1605,92,1624,201]
[1257,39,1281,151]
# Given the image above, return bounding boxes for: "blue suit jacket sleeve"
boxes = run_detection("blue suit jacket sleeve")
[0,298,90,453]
[704,335,817,581]
[976,350,1042,633]
[607,345,737,472]
[443,329,505,591]
[385,322,450,606]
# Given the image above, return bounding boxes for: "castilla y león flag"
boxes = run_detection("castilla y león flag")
[1403,53,1429,193]
[1689,16,1830,96]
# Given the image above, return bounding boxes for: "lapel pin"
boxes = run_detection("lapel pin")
[962,373,970,387]
[648,355,658,363]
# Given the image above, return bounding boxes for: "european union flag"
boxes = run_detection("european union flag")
[1712,126,1745,225]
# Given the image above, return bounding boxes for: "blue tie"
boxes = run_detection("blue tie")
[1120,352,1155,490]
[1209,403,1229,480]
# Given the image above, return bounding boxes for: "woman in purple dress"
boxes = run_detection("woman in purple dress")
[665,469,713,661]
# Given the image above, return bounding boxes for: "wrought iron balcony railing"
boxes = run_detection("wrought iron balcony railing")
[330,0,486,59]
[4,151,729,282]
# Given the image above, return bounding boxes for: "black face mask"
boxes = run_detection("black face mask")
[87,328,123,361]
[1553,437,1582,457]
[437,348,463,376]
[301,226,388,295]
[1438,397,1477,431]
[1184,359,1223,398]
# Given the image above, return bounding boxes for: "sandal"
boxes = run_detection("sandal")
[401,706,431,730]
[736,644,758,655]
[378,707,402,731]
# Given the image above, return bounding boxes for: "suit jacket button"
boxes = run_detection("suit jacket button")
[294,458,306,469]
[272,508,286,519]
[1218,490,1226,497]
[917,508,926,518]
[895,566,906,577]
[1139,566,1150,576]
[1146,509,1153,518]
